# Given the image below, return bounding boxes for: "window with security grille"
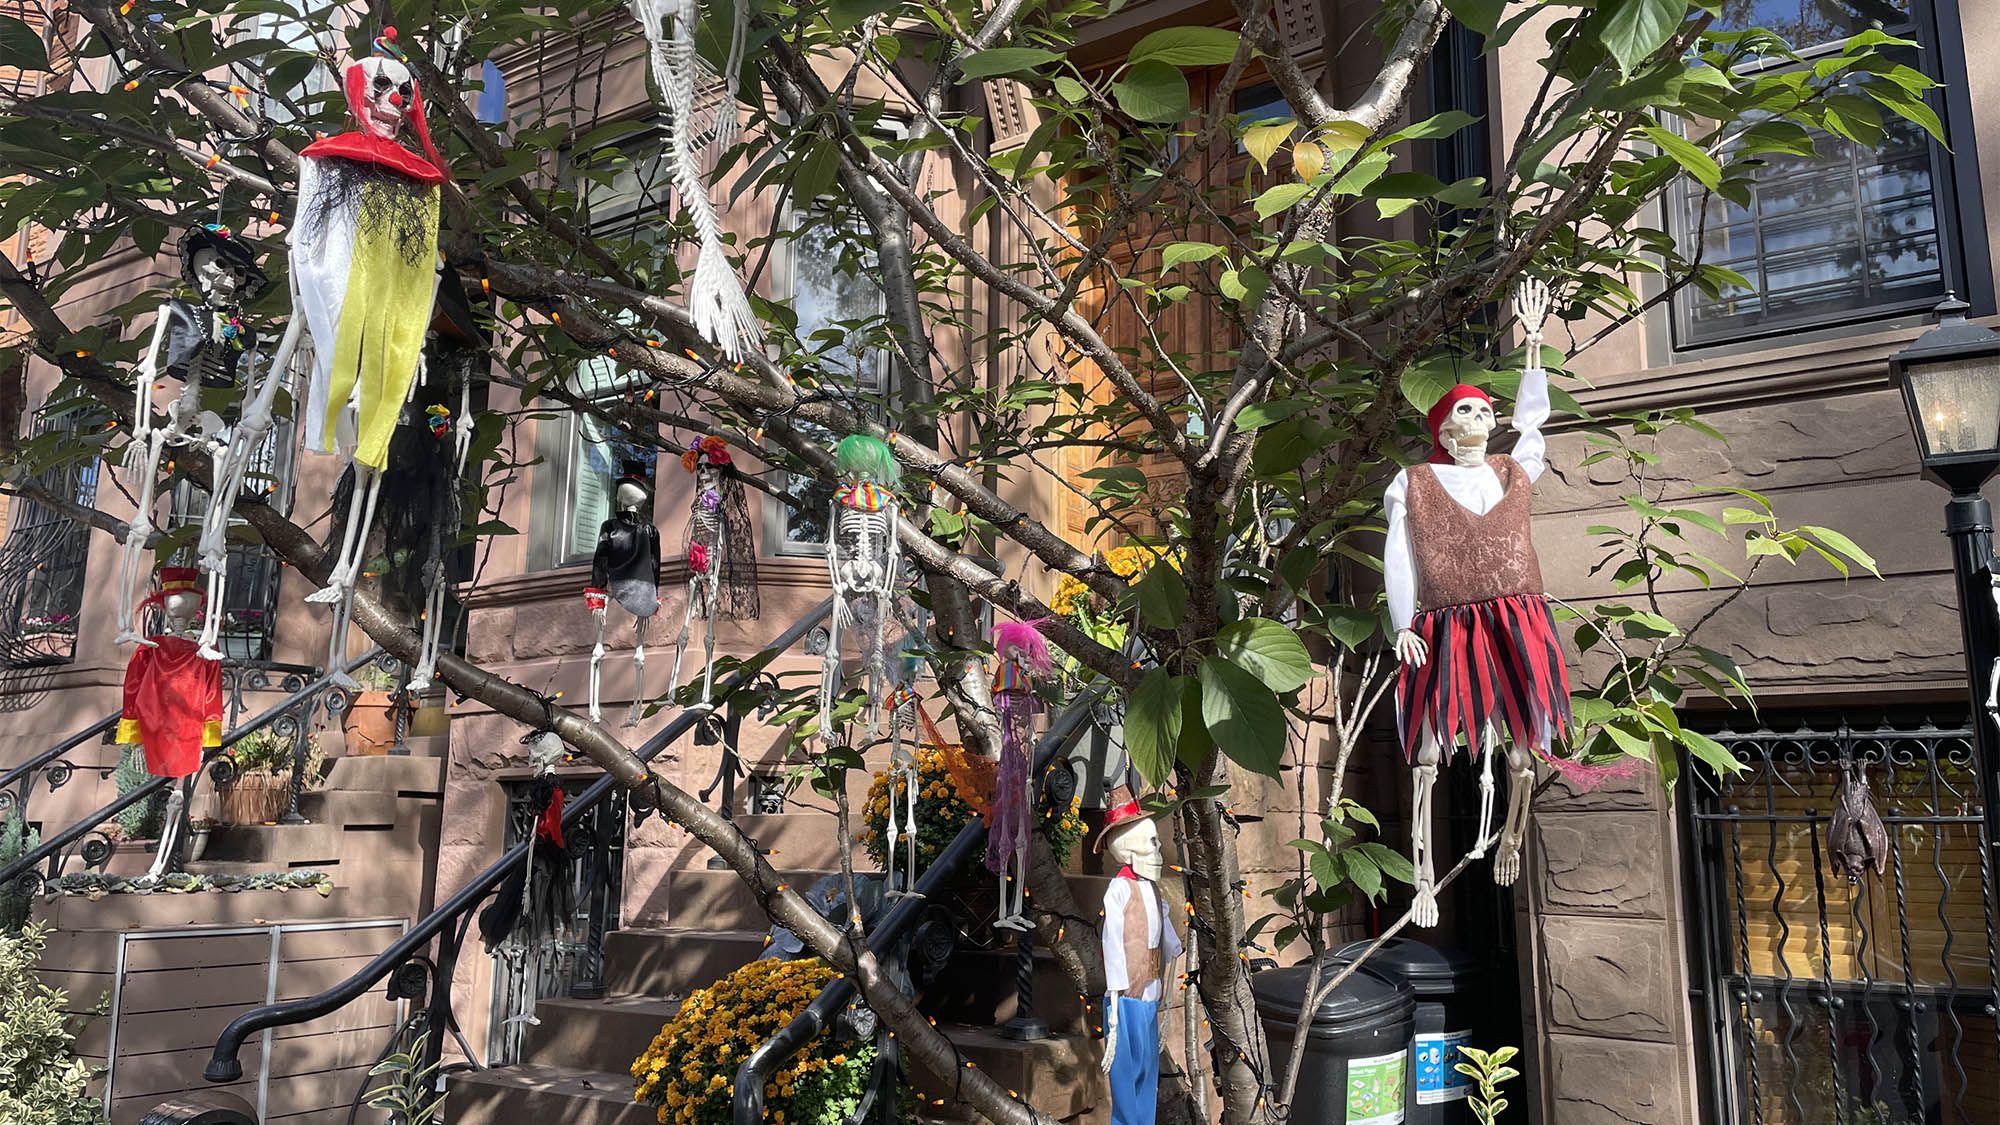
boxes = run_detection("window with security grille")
[0,399,100,667]
[164,414,295,663]
[1668,1,1967,348]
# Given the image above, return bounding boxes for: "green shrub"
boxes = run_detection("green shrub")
[110,748,164,841]
[0,815,37,932]
[0,923,104,1124]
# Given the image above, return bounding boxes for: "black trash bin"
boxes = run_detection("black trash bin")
[1328,939,1483,1123]
[1252,962,1415,1125]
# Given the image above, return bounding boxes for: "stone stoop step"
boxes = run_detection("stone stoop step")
[665,867,1124,932]
[524,993,685,1072]
[446,1064,652,1125]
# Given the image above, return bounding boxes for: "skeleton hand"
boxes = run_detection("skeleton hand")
[1100,1018,1118,1074]
[1514,276,1552,348]
[1394,628,1429,666]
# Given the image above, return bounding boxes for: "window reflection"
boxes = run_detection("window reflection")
[1712,1,1911,50]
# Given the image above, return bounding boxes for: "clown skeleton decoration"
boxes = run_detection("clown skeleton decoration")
[1386,277,1615,928]
[820,435,902,743]
[667,436,759,713]
[291,28,447,685]
[587,462,663,727]
[115,225,272,650]
[118,567,224,880]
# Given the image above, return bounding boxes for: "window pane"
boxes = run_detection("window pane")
[565,354,659,559]
[1676,111,1945,344]
[1711,1,1912,49]
[792,217,886,392]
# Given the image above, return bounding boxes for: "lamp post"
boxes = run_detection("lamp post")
[1889,294,2000,851]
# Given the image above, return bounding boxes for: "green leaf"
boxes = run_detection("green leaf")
[955,47,1060,80]
[1051,76,1088,103]
[1680,729,1746,777]
[1178,674,1214,769]
[1137,560,1188,629]
[1161,241,1225,270]
[1640,124,1721,191]
[1355,842,1415,884]
[0,15,48,73]
[1798,525,1880,576]
[1383,111,1479,144]
[1112,60,1191,123]
[1308,847,1344,891]
[1325,606,1376,649]
[1253,181,1314,220]
[827,0,902,32]
[1128,25,1241,66]
[1599,0,1685,76]
[1125,669,1185,784]
[1442,0,1505,36]
[1344,847,1384,899]
[1215,618,1314,693]
[1199,656,1286,777]
[1234,399,1308,431]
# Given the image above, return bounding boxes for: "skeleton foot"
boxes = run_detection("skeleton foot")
[1411,880,1440,928]
[115,632,158,648]
[197,643,226,661]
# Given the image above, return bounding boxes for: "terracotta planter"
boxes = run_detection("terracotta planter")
[217,772,291,825]
[342,690,399,755]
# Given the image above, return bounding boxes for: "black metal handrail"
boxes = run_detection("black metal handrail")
[0,711,119,805]
[204,597,835,1083]
[0,647,383,889]
[730,689,1104,1125]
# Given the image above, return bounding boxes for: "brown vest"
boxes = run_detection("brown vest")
[1120,879,1161,992]
[1405,455,1545,609]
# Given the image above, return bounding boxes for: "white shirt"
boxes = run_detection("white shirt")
[1101,875,1183,1002]
[1383,365,1551,632]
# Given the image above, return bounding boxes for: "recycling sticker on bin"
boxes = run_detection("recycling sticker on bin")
[1345,1049,1408,1125]
[1415,1029,1474,1104]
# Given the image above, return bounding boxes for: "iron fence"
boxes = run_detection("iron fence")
[1683,710,2000,1124]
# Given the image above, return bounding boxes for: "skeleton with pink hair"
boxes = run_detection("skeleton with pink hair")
[986,619,1050,931]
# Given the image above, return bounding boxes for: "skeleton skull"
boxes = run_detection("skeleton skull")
[354,56,414,142]
[614,479,649,515]
[1437,395,1495,465]
[161,588,204,631]
[191,248,242,305]
[1106,818,1164,883]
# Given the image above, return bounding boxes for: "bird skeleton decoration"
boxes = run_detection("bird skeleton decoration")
[116,224,274,652]
[821,435,902,743]
[587,462,663,727]
[986,619,1049,932]
[627,0,759,360]
[668,436,759,712]
[1385,278,1627,928]
[292,27,447,686]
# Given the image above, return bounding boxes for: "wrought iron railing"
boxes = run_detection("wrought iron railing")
[0,649,382,890]
[0,409,99,667]
[730,689,1103,1125]
[202,598,835,1085]
[1682,710,2000,1125]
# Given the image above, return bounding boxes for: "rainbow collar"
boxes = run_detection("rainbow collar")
[836,481,889,512]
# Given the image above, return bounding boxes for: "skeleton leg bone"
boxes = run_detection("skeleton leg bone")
[901,764,921,898]
[587,608,608,724]
[1410,729,1442,929]
[1470,737,1496,860]
[625,613,651,729]
[1491,740,1537,887]
[145,778,192,881]
[115,430,173,647]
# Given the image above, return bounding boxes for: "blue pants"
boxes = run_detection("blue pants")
[1107,994,1160,1125]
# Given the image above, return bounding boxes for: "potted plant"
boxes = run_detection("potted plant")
[341,662,402,756]
[216,729,325,824]
[185,816,218,863]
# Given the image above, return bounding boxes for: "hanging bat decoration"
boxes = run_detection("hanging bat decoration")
[627,0,759,360]
[115,223,274,653]
[987,619,1049,933]
[587,462,663,727]
[1827,759,1889,882]
[669,436,759,712]
[291,27,447,687]
[821,435,902,744]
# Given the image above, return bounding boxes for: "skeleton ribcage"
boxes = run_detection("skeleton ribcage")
[834,509,893,599]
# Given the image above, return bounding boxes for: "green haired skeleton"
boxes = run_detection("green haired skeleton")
[834,434,902,489]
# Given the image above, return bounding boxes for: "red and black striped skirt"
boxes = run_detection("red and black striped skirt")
[1396,593,1571,761]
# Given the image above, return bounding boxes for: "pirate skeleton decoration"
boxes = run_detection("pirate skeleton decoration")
[628,0,758,360]
[668,436,759,712]
[1096,788,1181,1125]
[1387,277,1610,928]
[587,462,663,727]
[821,435,903,743]
[986,620,1049,932]
[118,567,224,880]
[292,27,448,685]
[115,224,273,649]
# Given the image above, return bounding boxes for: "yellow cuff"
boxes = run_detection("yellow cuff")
[203,720,223,747]
[116,718,142,745]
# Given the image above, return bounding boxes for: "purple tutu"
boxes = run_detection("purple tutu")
[984,690,1035,873]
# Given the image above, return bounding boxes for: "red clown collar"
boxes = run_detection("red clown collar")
[1425,383,1493,465]
[301,131,448,184]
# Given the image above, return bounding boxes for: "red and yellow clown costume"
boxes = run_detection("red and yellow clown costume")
[294,27,446,473]
[118,568,224,779]
[1385,378,1573,765]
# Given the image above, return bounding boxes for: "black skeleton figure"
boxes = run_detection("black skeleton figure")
[116,223,275,652]
[587,462,663,727]
[669,436,759,713]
